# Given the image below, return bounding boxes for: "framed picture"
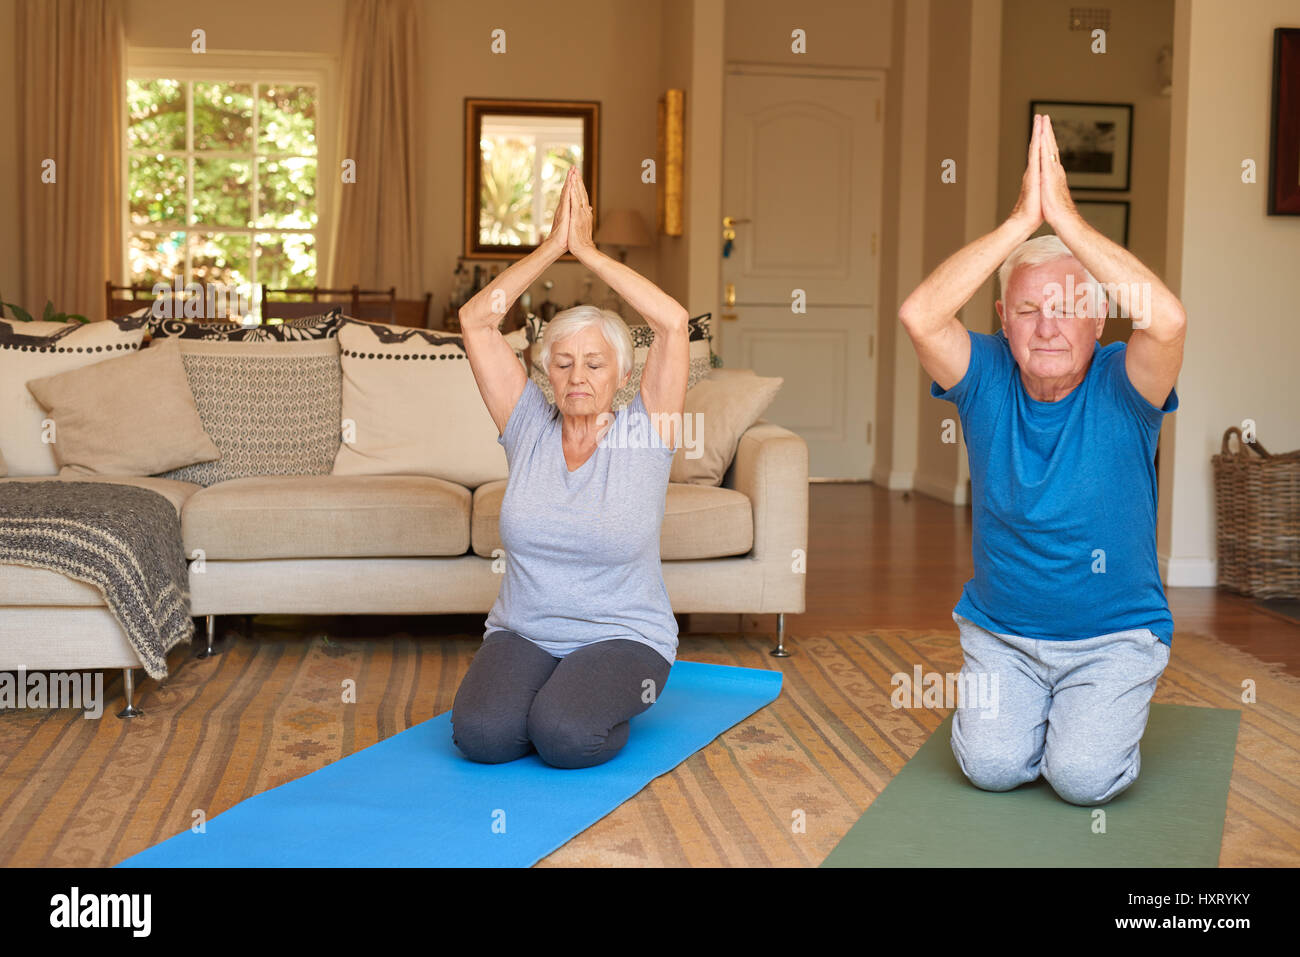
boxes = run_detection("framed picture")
[463,97,600,260]
[1075,199,1130,246]
[1029,100,1133,191]
[1031,199,1129,247]
[1268,28,1300,215]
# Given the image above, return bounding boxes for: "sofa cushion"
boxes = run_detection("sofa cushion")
[471,479,753,560]
[182,474,471,559]
[157,338,342,486]
[0,314,149,476]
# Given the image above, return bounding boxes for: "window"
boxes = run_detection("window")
[125,76,320,320]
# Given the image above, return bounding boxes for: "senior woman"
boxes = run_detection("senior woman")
[898,115,1186,806]
[451,167,690,769]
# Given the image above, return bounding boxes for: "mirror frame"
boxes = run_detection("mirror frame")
[463,97,600,261]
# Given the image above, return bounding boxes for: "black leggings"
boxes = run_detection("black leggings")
[451,630,673,769]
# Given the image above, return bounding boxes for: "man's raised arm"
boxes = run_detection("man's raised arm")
[1038,116,1186,409]
[898,114,1048,391]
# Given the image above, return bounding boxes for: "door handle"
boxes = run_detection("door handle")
[722,282,738,321]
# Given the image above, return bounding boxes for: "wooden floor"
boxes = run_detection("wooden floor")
[699,483,1300,674]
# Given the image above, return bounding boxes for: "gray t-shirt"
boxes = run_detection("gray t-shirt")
[482,376,679,664]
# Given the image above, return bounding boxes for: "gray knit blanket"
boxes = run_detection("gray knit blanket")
[0,482,193,679]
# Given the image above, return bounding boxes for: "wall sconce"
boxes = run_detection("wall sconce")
[657,89,685,236]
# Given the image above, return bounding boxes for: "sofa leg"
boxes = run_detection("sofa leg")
[196,614,219,659]
[116,668,143,719]
[769,612,791,658]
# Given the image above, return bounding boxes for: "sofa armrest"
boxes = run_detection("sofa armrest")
[722,420,809,570]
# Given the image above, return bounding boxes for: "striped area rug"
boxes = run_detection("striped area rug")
[1,623,1296,867]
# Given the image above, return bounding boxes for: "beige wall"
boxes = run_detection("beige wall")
[872,0,913,487]
[0,0,20,311]
[1162,0,1300,585]
[725,0,892,68]
[911,0,977,504]
[125,0,344,50]
[998,0,1174,345]
[121,0,666,321]
[657,0,695,306]
[421,0,665,319]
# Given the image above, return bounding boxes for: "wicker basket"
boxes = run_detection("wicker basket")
[1212,427,1300,598]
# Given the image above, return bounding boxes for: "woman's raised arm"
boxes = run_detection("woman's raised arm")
[461,167,577,435]
[567,173,689,449]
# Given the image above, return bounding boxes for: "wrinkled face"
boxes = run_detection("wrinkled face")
[997,257,1106,388]
[547,326,630,418]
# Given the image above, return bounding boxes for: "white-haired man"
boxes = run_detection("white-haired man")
[898,114,1186,805]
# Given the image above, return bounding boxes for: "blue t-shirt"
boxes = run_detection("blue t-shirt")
[483,377,679,664]
[930,329,1178,645]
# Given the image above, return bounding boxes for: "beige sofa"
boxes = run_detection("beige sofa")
[0,418,808,717]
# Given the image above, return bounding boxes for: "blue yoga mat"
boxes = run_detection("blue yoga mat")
[117,660,782,867]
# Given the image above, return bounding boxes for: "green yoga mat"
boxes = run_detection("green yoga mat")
[822,703,1240,867]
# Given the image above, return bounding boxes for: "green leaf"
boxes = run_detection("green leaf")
[42,301,54,322]
[67,314,89,324]
[8,303,33,323]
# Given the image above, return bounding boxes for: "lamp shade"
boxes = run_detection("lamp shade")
[596,208,652,248]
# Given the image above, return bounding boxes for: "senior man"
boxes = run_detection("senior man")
[898,114,1186,806]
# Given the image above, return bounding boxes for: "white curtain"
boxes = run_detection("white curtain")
[17,0,125,320]
[329,0,424,298]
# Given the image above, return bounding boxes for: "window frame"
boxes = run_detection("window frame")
[122,48,339,315]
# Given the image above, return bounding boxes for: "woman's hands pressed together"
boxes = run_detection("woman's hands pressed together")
[566,168,598,263]
[542,167,576,257]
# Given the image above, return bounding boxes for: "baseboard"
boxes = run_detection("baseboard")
[870,466,914,490]
[1161,555,1217,587]
[912,471,968,506]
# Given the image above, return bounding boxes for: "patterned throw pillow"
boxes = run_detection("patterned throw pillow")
[157,338,342,486]
[0,313,150,476]
[527,312,714,406]
[144,308,344,343]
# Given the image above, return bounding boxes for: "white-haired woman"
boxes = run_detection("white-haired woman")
[451,167,690,769]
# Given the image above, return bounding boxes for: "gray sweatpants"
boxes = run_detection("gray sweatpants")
[452,629,672,769]
[949,612,1171,806]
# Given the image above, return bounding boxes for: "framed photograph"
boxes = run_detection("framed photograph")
[1075,199,1130,247]
[1031,199,1129,247]
[1268,28,1300,215]
[1029,100,1133,191]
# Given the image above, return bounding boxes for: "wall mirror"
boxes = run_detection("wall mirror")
[464,97,600,260]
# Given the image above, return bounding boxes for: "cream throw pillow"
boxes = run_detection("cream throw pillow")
[0,315,148,475]
[670,371,783,486]
[332,320,530,488]
[25,338,219,476]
